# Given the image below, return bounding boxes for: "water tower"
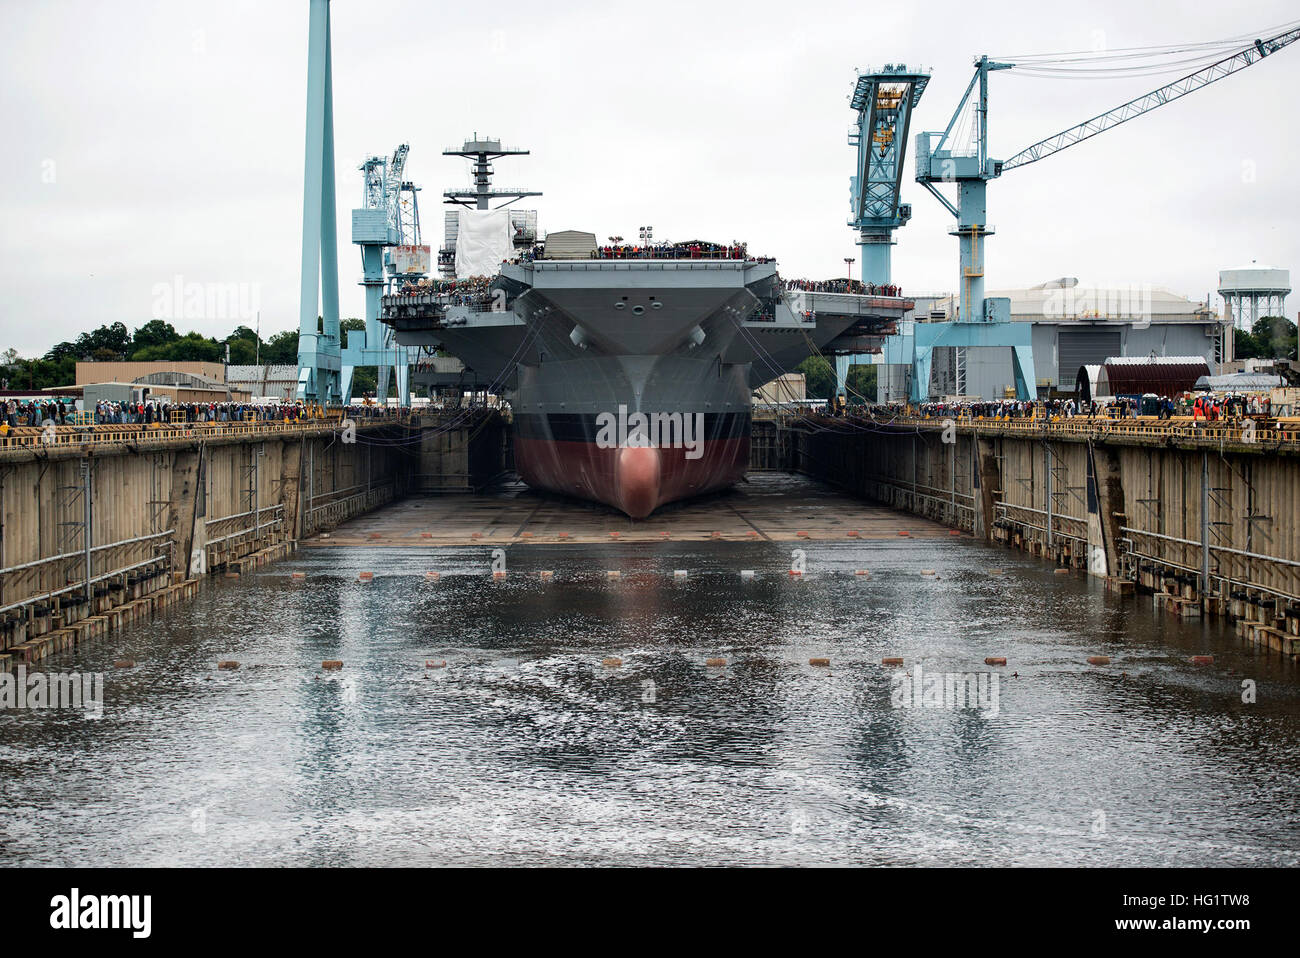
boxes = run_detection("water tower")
[1219,263,1291,331]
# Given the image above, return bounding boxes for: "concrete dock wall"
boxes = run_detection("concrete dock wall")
[0,423,412,662]
[794,418,1300,653]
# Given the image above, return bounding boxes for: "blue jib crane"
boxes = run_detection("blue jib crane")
[892,20,1300,402]
[847,65,930,287]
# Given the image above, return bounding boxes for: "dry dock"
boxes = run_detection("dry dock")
[300,474,955,548]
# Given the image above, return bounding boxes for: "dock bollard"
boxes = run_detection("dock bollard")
[322,661,343,671]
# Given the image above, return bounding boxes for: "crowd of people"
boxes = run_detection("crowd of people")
[87,400,317,425]
[865,392,1278,423]
[597,240,753,261]
[3,397,76,427]
[1,397,406,432]
[394,276,498,307]
[782,278,903,297]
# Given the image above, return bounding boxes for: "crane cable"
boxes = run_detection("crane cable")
[991,18,1300,66]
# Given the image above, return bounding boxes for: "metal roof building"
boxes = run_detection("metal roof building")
[914,280,1225,401]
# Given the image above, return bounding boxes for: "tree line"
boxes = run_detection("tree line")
[1234,316,1298,362]
[1,319,372,393]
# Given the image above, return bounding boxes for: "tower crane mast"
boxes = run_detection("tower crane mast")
[847,65,930,286]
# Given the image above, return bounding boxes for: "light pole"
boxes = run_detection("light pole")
[639,225,653,254]
[845,257,855,285]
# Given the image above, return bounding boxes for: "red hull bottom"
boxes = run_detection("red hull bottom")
[514,437,749,518]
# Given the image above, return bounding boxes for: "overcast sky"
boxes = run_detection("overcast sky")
[2,0,1297,356]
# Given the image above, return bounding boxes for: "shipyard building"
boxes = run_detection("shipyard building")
[875,279,1224,401]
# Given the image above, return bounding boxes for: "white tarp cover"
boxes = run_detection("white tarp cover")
[455,209,513,278]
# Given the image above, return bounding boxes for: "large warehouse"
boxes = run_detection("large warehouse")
[876,279,1226,401]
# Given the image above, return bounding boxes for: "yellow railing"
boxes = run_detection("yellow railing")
[849,414,1300,447]
[0,416,409,451]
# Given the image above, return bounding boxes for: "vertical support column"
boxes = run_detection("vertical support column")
[81,459,92,604]
[834,354,850,402]
[950,435,957,526]
[1201,450,1211,599]
[977,436,1001,542]
[296,0,341,402]
[1044,440,1053,553]
[911,434,919,514]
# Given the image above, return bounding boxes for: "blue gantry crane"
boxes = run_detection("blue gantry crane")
[838,65,930,396]
[889,21,1300,402]
[342,144,426,405]
[848,64,931,287]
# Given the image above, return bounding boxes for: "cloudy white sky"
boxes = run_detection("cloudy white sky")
[1,0,1297,356]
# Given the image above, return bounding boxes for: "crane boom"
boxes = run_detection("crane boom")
[1001,25,1300,172]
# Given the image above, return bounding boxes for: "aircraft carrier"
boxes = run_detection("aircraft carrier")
[380,137,913,518]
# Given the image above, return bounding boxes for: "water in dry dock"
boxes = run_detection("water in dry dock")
[2,477,1299,866]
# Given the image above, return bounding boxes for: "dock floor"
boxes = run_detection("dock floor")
[303,472,956,547]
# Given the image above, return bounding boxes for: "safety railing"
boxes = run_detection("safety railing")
[0,415,412,451]
[848,414,1300,447]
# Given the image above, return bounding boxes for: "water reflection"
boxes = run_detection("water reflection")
[1,533,1298,866]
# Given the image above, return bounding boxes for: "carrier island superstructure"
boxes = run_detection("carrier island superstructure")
[380,139,912,518]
